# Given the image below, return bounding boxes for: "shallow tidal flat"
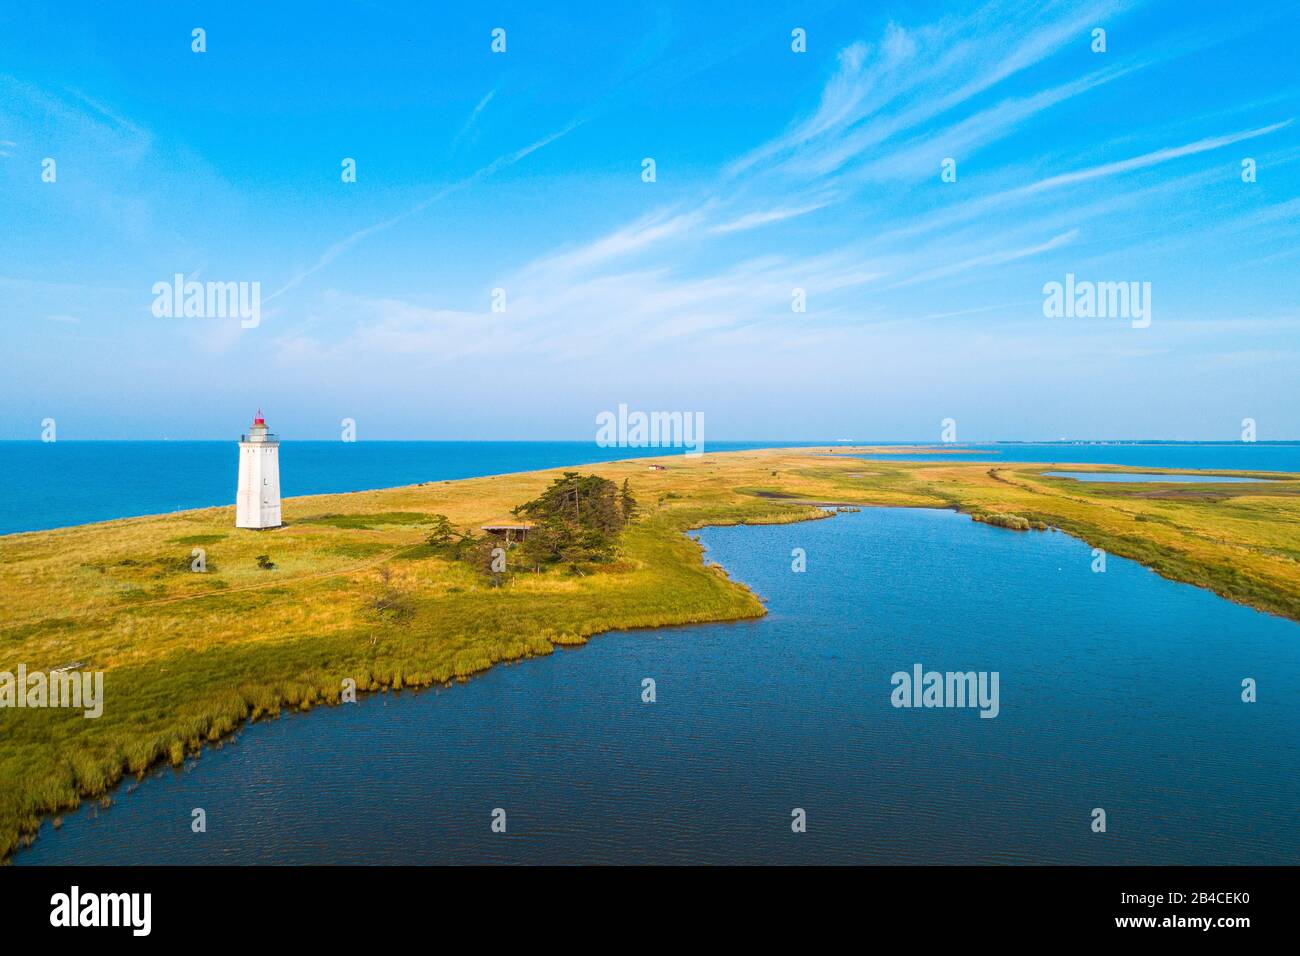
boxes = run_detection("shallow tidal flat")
[2,447,1299,861]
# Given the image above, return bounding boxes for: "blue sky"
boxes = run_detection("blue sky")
[1,0,1298,440]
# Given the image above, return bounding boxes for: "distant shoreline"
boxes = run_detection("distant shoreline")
[4,439,1300,539]
[3,438,1300,444]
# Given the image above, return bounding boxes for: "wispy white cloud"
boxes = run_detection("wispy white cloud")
[1021,120,1294,194]
[265,118,585,302]
[450,89,497,150]
[889,229,1080,289]
[530,208,709,276]
[730,0,1138,182]
[5,0,1260,418]
[709,201,831,234]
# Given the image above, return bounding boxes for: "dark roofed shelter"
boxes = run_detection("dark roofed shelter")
[480,521,534,543]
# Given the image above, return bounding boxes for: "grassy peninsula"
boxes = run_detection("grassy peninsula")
[2,446,1298,860]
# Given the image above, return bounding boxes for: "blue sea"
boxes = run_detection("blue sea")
[17,506,1299,865]
[1,440,1296,537]
[0,440,820,536]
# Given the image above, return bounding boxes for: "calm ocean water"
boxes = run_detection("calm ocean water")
[17,507,1299,865]
[2,440,1296,537]
[0,440,820,536]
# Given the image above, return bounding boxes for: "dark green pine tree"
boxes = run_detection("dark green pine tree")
[620,478,638,521]
[512,472,627,568]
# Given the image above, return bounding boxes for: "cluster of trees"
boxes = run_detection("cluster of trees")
[367,475,641,617]
[511,472,637,570]
[424,514,476,555]
[421,473,637,578]
[423,514,503,576]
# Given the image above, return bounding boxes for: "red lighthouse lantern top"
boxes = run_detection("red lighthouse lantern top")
[253,409,265,426]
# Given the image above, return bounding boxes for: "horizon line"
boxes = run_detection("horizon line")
[3,438,1300,445]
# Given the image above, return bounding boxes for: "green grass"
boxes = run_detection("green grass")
[295,511,434,530]
[170,533,228,545]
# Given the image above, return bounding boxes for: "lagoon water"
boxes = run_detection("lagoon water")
[854,442,1300,472]
[17,506,1299,865]
[1044,471,1273,484]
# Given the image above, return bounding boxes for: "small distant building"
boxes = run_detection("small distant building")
[236,411,281,529]
[481,521,533,543]
[647,463,668,471]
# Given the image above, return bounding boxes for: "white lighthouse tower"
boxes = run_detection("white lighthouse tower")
[236,410,282,529]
